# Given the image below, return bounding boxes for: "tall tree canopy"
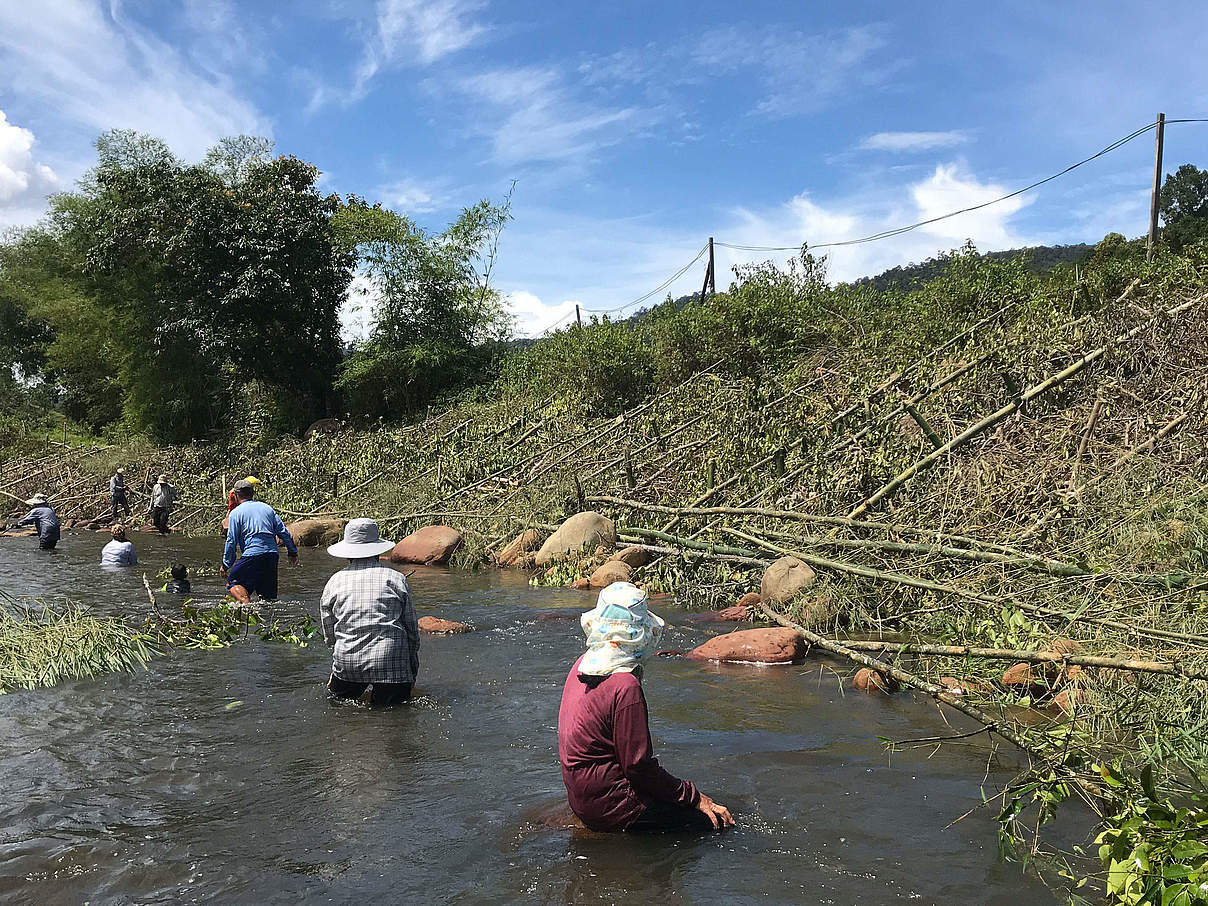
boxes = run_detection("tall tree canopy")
[1160,163,1208,252]
[0,130,353,442]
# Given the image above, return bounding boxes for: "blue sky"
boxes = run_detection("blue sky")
[1,1,1206,337]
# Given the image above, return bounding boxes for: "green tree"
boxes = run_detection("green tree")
[1159,163,1208,251]
[332,193,513,418]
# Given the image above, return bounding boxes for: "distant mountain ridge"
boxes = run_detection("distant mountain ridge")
[848,243,1096,293]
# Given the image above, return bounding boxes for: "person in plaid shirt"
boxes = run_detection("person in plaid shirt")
[320,518,419,706]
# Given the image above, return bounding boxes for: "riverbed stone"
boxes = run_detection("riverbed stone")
[496,529,544,567]
[534,512,616,566]
[418,616,471,634]
[589,561,631,588]
[286,518,347,547]
[1001,662,1053,693]
[698,604,753,622]
[759,556,817,605]
[607,545,650,569]
[852,667,899,694]
[569,578,591,590]
[686,628,804,664]
[390,525,463,565]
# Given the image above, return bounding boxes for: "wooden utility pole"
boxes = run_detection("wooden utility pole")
[575,303,582,328]
[698,236,716,304]
[1147,112,1166,261]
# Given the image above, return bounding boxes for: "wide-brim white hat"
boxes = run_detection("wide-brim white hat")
[327,518,395,558]
[25,494,48,506]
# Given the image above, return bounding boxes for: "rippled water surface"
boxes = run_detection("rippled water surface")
[0,530,1062,904]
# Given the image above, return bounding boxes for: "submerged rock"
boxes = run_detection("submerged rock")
[607,545,650,569]
[697,604,752,622]
[589,560,631,588]
[760,556,817,605]
[534,512,616,567]
[852,667,899,694]
[569,578,591,590]
[496,529,544,567]
[287,518,347,547]
[418,616,471,634]
[390,525,463,565]
[686,628,804,664]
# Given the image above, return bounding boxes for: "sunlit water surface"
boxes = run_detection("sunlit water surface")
[0,531,1064,904]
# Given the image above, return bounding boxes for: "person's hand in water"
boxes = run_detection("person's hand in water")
[288,552,299,566]
[697,793,735,829]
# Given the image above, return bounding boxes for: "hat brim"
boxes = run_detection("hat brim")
[25,498,45,506]
[326,538,395,559]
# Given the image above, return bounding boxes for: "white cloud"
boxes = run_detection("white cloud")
[377,177,448,214]
[353,0,488,96]
[0,0,268,162]
[505,290,580,338]
[859,131,969,152]
[451,67,648,166]
[0,110,58,208]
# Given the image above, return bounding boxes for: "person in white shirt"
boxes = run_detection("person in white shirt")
[100,524,137,567]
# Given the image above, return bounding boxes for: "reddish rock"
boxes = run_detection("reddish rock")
[686,628,804,664]
[737,592,762,610]
[537,611,577,622]
[1001,662,1054,693]
[937,676,993,695]
[1052,687,1080,715]
[607,545,650,569]
[495,529,544,567]
[698,604,752,622]
[589,560,632,588]
[418,616,471,634]
[760,556,817,605]
[390,525,463,565]
[287,518,347,547]
[852,667,899,694]
[569,578,591,590]
[1047,638,1084,657]
[1001,662,1035,687]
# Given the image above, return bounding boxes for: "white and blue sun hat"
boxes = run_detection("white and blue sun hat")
[579,581,665,676]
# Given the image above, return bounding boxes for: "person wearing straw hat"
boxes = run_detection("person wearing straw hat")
[319,518,419,707]
[148,474,179,535]
[11,493,61,550]
[109,468,131,520]
[100,524,137,567]
[558,582,734,833]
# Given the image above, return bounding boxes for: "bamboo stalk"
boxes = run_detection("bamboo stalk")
[835,639,1208,680]
[848,294,1205,518]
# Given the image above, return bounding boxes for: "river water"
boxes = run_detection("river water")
[0,531,1063,905]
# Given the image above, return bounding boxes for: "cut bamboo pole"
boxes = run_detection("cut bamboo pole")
[848,293,1205,518]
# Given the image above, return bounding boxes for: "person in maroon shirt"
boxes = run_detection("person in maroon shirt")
[558,582,734,832]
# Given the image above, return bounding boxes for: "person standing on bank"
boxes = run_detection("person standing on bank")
[12,494,61,550]
[148,474,178,534]
[100,524,137,567]
[320,518,419,707]
[558,582,734,833]
[221,483,297,603]
[109,468,131,520]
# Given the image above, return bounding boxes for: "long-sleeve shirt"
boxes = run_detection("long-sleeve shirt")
[18,505,61,546]
[222,499,296,568]
[150,482,178,509]
[319,560,420,683]
[100,539,137,566]
[557,655,699,831]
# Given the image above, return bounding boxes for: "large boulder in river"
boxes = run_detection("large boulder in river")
[534,512,616,566]
[418,616,471,634]
[760,556,817,605]
[589,560,631,588]
[607,545,650,569]
[495,529,544,567]
[287,518,347,547]
[390,525,463,565]
[686,628,804,664]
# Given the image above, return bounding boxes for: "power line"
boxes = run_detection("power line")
[715,120,1168,253]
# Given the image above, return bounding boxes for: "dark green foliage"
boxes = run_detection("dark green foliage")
[1161,163,1208,252]
[853,243,1095,294]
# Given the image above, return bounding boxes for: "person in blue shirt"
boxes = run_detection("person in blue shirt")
[100,524,137,567]
[12,494,60,550]
[221,483,297,603]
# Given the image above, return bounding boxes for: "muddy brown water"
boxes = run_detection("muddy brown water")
[0,531,1067,904]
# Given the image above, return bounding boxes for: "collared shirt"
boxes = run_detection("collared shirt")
[150,482,178,508]
[320,559,419,684]
[100,539,137,566]
[223,500,297,568]
[109,475,126,497]
[18,505,61,546]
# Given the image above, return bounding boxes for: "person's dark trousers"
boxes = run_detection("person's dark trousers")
[328,675,413,707]
[110,493,131,519]
[150,506,170,533]
[625,799,715,833]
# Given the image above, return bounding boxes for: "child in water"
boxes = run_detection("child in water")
[163,563,191,594]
